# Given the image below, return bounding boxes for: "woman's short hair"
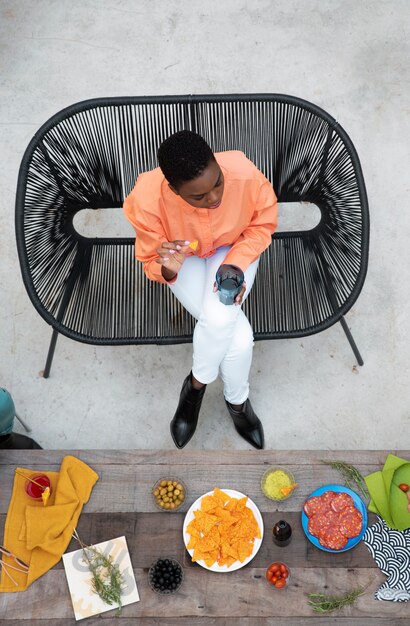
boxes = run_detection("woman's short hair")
[157,130,214,188]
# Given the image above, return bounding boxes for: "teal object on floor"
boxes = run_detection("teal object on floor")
[0,388,15,435]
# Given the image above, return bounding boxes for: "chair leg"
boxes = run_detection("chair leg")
[14,412,32,433]
[339,317,364,366]
[312,236,365,367]
[43,329,59,379]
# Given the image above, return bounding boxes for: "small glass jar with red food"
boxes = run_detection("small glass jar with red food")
[25,474,51,499]
[265,562,290,588]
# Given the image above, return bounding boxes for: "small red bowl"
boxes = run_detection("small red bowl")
[25,474,51,499]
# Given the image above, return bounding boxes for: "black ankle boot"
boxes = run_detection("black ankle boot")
[170,374,206,449]
[225,399,264,449]
[0,432,42,449]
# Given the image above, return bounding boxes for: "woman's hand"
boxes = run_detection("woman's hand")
[234,282,247,305]
[213,281,247,305]
[156,240,190,279]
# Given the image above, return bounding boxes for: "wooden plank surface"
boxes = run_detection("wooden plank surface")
[0,512,379,570]
[0,614,409,626]
[0,450,394,514]
[0,450,409,624]
[1,449,406,466]
[1,567,409,619]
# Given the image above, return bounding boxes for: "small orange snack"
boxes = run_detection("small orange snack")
[188,240,198,251]
[280,483,298,497]
[186,487,261,568]
[41,486,51,506]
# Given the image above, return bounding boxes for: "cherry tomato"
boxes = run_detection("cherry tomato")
[270,563,281,573]
[265,570,273,582]
[280,564,287,573]
[275,578,287,588]
[271,575,278,583]
[281,570,289,578]
[399,483,410,492]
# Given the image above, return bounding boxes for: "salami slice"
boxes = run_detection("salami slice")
[308,515,323,536]
[308,509,339,538]
[313,499,333,517]
[303,496,322,517]
[339,508,363,538]
[322,491,337,504]
[330,492,354,513]
[304,492,340,517]
[319,527,348,550]
[321,509,340,527]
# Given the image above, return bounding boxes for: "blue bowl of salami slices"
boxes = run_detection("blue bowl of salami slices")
[301,485,368,552]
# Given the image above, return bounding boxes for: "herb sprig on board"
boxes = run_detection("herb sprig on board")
[306,586,366,613]
[73,530,125,615]
[319,460,369,500]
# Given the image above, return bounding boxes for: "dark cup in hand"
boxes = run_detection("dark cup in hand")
[216,264,244,305]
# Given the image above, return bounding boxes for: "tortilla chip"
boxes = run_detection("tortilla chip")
[192,548,204,563]
[213,487,230,505]
[203,550,218,567]
[201,495,218,512]
[187,531,199,549]
[186,521,201,537]
[225,497,239,511]
[214,507,232,520]
[193,510,219,534]
[197,536,218,552]
[237,540,253,562]
[238,496,248,508]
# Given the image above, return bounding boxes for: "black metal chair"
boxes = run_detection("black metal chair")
[15,94,369,377]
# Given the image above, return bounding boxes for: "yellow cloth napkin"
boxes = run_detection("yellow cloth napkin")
[0,455,98,592]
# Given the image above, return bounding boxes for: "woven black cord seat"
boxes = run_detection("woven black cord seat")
[15,94,369,377]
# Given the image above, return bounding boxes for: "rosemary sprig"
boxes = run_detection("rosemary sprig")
[306,586,366,613]
[73,530,125,615]
[319,460,369,500]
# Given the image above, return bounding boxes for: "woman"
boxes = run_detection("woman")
[123,130,277,449]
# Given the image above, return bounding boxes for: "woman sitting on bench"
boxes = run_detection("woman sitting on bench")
[123,131,277,449]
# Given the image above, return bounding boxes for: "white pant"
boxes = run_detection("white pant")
[169,246,259,404]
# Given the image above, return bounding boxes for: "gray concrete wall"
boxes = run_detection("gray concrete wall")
[1,0,409,449]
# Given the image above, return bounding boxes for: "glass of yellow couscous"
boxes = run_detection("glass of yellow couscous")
[261,467,297,501]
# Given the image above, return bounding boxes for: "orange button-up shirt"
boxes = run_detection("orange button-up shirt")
[123,151,278,284]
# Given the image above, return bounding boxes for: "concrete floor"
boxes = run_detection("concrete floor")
[1,0,409,451]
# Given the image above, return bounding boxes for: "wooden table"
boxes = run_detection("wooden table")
[1,450,409,625]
